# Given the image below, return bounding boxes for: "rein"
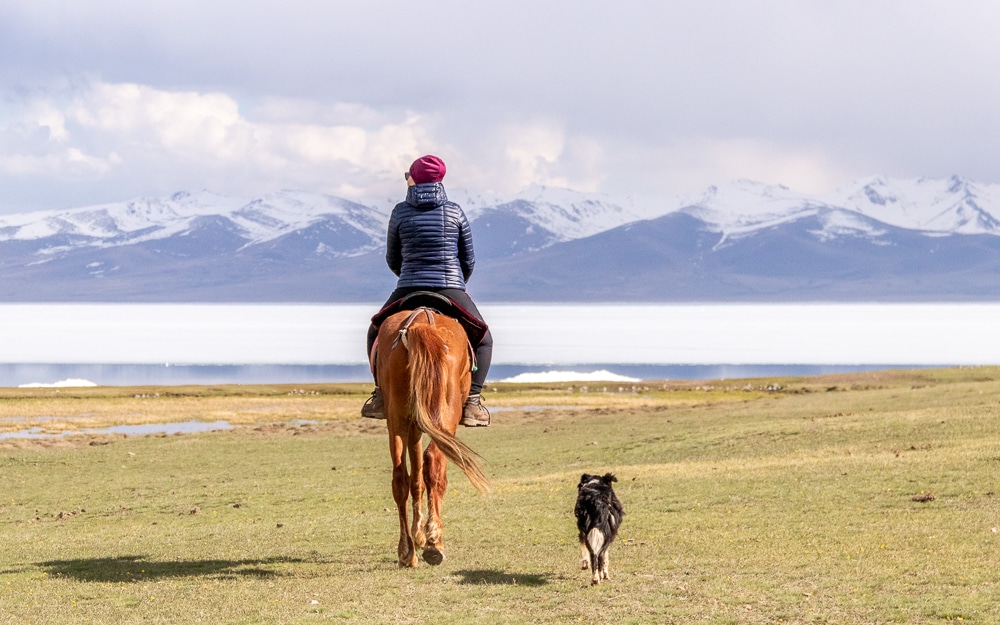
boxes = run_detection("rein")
[392,307,435,349]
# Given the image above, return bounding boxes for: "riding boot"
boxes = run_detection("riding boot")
[361,387,385,419]
[460,393,490,427]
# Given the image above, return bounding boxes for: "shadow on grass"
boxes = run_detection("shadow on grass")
[454,569,550,586]
[38,555,305,582]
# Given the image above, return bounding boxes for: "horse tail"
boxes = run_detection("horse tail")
[405,323,492,494]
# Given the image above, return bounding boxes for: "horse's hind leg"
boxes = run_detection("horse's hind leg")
[407,428,427,550]
[389,432,417,568]
[421,441,448,565]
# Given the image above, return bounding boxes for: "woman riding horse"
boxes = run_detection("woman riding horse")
[362,154,493,427]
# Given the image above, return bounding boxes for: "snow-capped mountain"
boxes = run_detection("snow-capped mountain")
[0,192,241,244]
[452,184,655,259]
[0,175,998,302]
[679,176,1000,238]
[0,190,386,256]
[828,175,1000,235]
[473,175,1000,301]
[461,184,650,239]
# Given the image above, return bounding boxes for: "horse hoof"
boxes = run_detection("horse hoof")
[422,548,445,566]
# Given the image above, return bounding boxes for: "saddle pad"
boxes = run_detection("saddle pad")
[370,291,489,346]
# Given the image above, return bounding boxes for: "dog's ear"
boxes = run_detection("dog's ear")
[602,473,618,484]
[578,473,594,488]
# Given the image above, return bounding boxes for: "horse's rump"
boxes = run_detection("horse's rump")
[379,310,491,494]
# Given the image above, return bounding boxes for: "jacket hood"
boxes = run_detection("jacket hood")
[406,182,448,209]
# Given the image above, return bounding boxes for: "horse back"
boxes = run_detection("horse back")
[377,309,471,372]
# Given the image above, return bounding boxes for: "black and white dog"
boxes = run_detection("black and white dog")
[575,472,624,585]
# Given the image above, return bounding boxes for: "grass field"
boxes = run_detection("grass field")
[1,368,998,624]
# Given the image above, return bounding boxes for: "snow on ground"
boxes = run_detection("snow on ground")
[19,378,98,388]
[498,370,641,383]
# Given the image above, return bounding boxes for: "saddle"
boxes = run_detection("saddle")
[369,291,489,376]
[370,291,489,346]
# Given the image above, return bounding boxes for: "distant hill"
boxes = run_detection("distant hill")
[0,176,999,302]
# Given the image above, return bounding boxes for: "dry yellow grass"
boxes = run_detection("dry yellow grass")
[0,384,368,435]
[1,368,999,623]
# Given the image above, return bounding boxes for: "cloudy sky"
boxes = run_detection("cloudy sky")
[1,0,998,215]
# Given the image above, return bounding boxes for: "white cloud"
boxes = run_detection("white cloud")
[453,121,607,194]
[30,101,70,142]
[600,137,862,200]
[0,82,619,209]
[689,138,856,196]
[0,80,445,207]
[503,122,564,173]
[67,83,259,164]
[272,124,368,163]
[65,147,116,175]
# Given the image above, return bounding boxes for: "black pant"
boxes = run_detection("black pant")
[366,287,493,395]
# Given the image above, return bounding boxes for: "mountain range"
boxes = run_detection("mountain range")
[1,175,999,302]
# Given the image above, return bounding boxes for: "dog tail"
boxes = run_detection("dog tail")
[586,527,607,558]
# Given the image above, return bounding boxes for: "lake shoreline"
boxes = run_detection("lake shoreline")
[0,362,946,388]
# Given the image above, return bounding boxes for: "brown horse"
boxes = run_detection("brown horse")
[375,307,491,568]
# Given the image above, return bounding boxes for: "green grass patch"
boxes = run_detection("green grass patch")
[1,369,999,623]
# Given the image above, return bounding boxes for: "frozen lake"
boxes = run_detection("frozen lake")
[0,303,996,386]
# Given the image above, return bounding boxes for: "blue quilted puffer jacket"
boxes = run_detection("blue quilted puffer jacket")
[385,182,476,289]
